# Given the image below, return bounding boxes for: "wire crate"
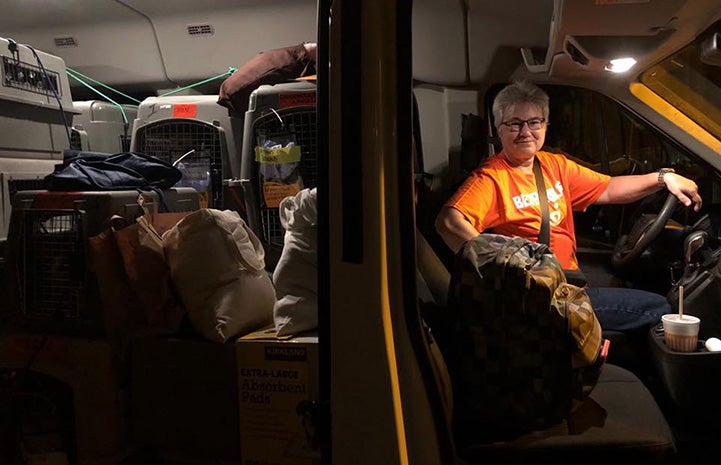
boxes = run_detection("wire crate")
[134,119,223,209]
[252,110,317,248]
[2,188,200,335]
[20,209,86,321]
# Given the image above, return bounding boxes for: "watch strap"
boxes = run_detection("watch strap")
[658,168,675,187]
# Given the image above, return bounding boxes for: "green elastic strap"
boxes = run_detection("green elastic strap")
[66,67,142,104]
[159,67,237,97]
[66,69,135,125]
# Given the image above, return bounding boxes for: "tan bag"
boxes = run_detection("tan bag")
[114,205,190,334]
[87,218,144,340]
[88,194,190,339]
[163,209,275,342]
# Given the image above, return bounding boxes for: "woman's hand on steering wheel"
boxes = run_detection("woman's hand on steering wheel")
[663,172,702,212]
[612,193,679,269]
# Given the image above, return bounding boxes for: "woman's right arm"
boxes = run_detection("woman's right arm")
[435,206,480,253]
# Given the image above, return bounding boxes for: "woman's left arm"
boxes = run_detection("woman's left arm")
[595,171,702,211]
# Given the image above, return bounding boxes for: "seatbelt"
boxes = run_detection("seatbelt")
[533,156,550,246]
[533,157,588,286]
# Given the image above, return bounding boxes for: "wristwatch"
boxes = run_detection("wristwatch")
[657,168,675,187]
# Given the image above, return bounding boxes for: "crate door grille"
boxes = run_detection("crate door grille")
[21,210,85,320]
[70,128,82,150]
[252,108,317,247]
[135,120,223,207]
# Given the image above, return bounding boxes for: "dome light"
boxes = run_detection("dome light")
[605,57,637,73]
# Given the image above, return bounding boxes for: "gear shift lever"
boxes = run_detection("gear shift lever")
[680,230,708,285]
[684,230,707,266]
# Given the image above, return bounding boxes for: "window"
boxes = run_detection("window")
[541,84,714,290]
[641,27,721,140]
[544,85,687,177]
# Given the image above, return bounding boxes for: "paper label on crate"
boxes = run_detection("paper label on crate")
[278,91,316,109]
[263,180,301,208]
[172,103,197,118]
[255,145,302,164]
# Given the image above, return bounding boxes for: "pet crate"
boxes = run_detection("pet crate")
[2,188,199,335]
[0,334,129,464]
[0,38,77,161]
[0,160,56,240]
[71,100,138,153]
[131,95,244,209]
[0,39,79,240]
[0,367,76,465]
[240,81,317,269]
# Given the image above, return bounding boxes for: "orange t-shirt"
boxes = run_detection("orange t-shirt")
[446,151,611,270]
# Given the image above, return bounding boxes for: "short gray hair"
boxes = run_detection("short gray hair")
[492,81,549,128]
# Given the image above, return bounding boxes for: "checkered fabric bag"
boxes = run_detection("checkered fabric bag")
[446,234,603,444]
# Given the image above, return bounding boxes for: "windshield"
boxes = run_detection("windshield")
[641,29,721,140]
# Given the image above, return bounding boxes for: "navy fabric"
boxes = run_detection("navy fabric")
[586,287,671,332]
[60,149,112,166]
[45,151,182,191]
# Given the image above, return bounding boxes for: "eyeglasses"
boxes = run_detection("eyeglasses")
[500,118,547,132]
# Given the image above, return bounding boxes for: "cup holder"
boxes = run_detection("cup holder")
[661,339,706,353]
[650,323,721,416]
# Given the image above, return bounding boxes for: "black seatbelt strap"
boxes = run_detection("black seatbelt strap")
[533,156,550,246]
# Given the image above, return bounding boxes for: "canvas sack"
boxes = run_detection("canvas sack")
[273,188,318,336]
[163,209,275,342]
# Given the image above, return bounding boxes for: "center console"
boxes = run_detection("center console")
[651,245,721,417]
[650,325,721,415]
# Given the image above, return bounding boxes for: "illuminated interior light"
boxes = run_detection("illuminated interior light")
[605,57,637,73]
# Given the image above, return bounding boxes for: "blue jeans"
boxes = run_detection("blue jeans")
[585,287,671,332]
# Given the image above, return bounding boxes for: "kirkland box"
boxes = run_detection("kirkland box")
[237,329,319,465]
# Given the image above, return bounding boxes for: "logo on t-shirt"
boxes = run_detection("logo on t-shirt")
[511,180,565,226]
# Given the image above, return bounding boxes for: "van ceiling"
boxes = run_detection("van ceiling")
[418,0,721,88]
[468,0,721,89]
[1,0,720,96]
[0,0,317,97]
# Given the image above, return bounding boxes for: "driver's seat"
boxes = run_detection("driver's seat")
[415,229,677,464]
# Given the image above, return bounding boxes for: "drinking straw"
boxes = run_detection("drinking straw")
[679,284,684,319]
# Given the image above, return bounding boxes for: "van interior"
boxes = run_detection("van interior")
[2,0,721,464]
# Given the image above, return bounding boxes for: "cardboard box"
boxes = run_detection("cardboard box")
[130,336,240,462]
[237,329,320,465]
[0,334,129,465]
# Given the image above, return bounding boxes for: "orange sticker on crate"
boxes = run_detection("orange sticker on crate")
[278,92,316,109]
[173,104,197,118]
[262,180,301,208]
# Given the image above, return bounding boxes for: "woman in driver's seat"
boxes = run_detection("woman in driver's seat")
[436,80,702,332]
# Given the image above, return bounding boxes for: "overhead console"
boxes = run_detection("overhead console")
[515,0,716,79]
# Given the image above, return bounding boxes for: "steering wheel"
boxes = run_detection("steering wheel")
[611,193,679,269]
